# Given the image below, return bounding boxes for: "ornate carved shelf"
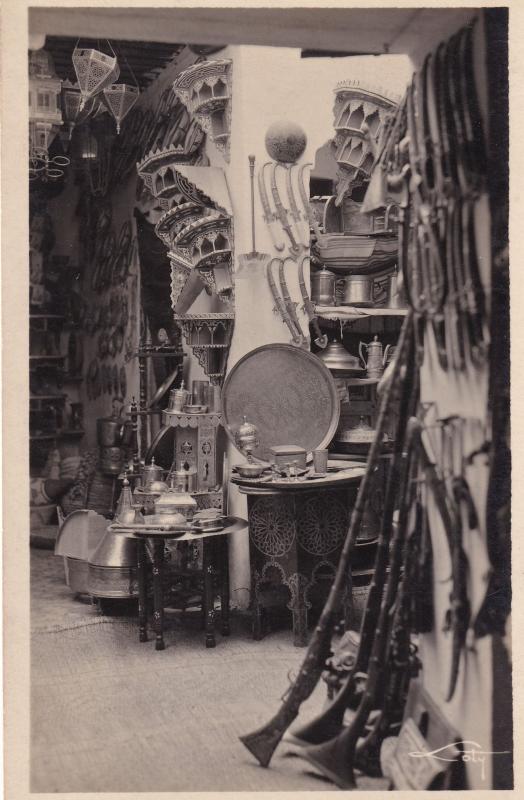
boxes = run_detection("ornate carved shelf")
[155,203,216,250]
[330,82,398,203]
[136,143,207,205]
[173,59,232,162]
[162,410,222,428]
[174,314,235,386]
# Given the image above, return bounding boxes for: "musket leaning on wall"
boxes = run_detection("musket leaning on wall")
[238,310,415,768]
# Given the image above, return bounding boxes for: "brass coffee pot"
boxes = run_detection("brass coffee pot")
[359,335,384,378]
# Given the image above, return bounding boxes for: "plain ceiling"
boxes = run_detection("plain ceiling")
[29,7,477,64]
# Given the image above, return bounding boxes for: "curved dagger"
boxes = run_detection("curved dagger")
[258,162,285,252]
[266,257,304,346]
[269,162,301,256]
[298,254,328,349]
[279,257,307,345]
[298,163,323,240]
[283,164,308,248]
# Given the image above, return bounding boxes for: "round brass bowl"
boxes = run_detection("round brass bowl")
[234,462,270,478]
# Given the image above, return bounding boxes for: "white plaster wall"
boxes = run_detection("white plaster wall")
[223,46,411,608]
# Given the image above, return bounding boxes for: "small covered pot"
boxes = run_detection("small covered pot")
[153,489,197,523]
[141,457,165,489]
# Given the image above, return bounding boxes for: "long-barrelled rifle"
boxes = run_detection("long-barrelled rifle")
[238,310,414,768]
[288,317,418,748]
[299,416,470,788]
[297,417,425,789]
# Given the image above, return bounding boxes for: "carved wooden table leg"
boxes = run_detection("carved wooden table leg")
[219,536,230,636]
[286,572,311,647]
[152,538,166,651]
[138,352,148,458]
[137,538,148,642]
[203,539,216,648]
[251,571,264,641]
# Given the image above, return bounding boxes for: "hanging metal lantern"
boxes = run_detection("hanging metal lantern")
[72,47,120,110]
[102,83,139,134]
[61,80,99,138]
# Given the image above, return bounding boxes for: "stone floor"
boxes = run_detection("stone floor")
[31,545,388,792]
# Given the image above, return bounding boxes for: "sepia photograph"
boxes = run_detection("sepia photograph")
[1,1,513,795]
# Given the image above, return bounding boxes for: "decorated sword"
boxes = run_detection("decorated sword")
[266,257,304,347]
[268,162,302,256]
[258,162,285,252]
[278,257,307,346]
[282,163,309,248]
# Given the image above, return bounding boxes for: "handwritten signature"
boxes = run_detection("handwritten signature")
[409,741,511,781]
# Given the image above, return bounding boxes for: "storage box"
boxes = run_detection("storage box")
[269,445,307,472]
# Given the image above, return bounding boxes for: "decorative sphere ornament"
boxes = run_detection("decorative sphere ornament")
[265,120,307,164]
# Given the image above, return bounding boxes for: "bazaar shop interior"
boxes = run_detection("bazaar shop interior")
[17,5,510,794]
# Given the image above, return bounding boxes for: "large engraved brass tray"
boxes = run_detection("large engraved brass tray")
[221,344,340,461]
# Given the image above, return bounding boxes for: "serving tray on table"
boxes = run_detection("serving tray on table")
[221,343,340,461]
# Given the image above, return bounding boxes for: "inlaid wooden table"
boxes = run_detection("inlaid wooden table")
[111,517,247,651]
[231,466,365,647]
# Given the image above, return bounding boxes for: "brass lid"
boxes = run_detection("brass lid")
[269,444,306,456]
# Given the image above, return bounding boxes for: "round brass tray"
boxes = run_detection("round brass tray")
[221,343,340,461]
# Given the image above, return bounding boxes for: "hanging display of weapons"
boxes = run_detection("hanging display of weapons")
[377,21,489,372]
[258,121,320,348]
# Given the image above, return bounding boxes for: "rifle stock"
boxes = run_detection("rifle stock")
[238,311,414,767]
[299,417,423,789]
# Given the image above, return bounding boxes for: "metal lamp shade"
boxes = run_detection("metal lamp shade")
[72,47,120,109]
[103,84,139,134]
[61,82,98,137]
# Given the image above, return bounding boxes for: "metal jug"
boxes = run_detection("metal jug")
[359,335,384,378]
[97,399,132,447]
[310,267,337,306]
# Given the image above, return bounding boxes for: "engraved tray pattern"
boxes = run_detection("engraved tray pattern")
[221,344,340,461]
